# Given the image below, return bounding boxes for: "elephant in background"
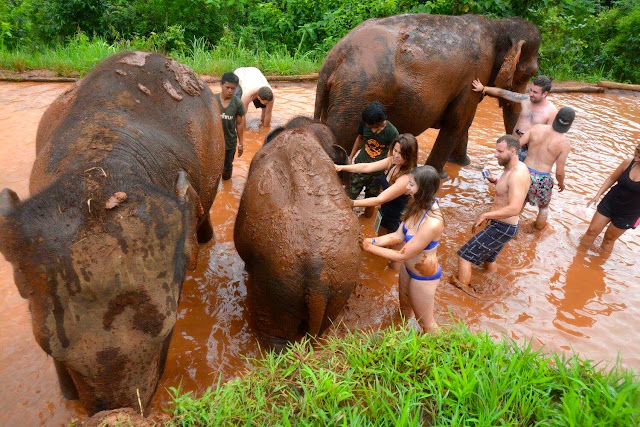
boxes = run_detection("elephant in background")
[314,14,540,176]
[0,51,224,414]
[234,119,361,350]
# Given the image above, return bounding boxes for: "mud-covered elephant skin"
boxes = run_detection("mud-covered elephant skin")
[0,51,224,414]
[265,116,349,165]
[234,121,361,350]
[314,14,540,175]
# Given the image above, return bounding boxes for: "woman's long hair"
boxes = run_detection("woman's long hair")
[388,134,418,184]
[402,165,442,224]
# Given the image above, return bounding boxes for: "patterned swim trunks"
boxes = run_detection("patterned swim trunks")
[526,167,554,207]
[457,220,519,266]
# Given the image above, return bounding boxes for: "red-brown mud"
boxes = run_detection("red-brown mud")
[1,82,639,425]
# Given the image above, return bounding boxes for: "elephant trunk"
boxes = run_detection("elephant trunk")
[501,101,522,135]
[66,350,161,415]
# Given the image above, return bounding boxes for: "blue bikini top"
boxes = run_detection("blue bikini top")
[401,200,440,250]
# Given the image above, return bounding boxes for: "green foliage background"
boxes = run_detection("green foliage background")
[1,0,639,82]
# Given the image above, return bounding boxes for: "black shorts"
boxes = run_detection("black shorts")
[380,213,401,232]
[458,220,519,266]
[597,193,640,230]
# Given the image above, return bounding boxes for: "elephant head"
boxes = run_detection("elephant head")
[492,18,541,133]
[0,171,199,415]
[265,116,348,165]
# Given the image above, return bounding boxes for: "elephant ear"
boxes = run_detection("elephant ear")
[175,171,201,271]
[330,144,349,165]
[0,188,21,256]
[495,39,525,90]
[0,189,30,298]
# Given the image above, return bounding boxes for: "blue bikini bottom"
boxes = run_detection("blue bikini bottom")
[406,265,442,281]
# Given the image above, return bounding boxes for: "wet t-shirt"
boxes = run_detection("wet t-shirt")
[215,94,245,150]
[354,120,399,163]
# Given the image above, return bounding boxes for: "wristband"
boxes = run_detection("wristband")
[482,87,486,95]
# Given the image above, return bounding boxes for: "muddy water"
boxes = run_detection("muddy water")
[0,82,639,425]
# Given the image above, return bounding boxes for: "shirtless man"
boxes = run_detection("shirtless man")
[472,76,558,161]
[520,106,575,230]
[453,135,531,288]
[233,67,275,128]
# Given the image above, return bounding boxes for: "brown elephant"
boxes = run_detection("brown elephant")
[314,14,540,176]
[0,51,224,414]
[234,119,360,350]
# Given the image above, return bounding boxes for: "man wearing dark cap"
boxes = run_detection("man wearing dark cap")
[518,106,575,229]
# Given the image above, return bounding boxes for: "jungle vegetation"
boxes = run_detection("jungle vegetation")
[0,0,639,82]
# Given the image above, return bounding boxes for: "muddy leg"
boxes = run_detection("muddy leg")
[398,267,414,320]
[581,211,610,247]
[601,223,626,253]
[535,205,549,230]
[409,277,439,333]
[456,256,473,285]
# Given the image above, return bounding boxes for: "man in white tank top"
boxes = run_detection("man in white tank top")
[233,67,275,128]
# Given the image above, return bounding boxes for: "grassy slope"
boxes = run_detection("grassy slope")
[168,324,640,426]
[0,38,322,78]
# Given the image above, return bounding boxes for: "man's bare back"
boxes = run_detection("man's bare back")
[522,124,570,174]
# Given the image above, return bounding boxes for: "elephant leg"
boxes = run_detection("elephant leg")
[427,95,477,177]
[426,128,460,179]
[157,327,175,380]
[448,128,471,166]
[307,288,328,337]
[54,359,79,400]
[196,214,214,244]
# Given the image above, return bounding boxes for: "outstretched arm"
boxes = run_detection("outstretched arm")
[336,157,390,174]
[587,159,630,207]
[364,217,442,262]
[353,175,409,208]
[472,79,528,103]
[364,227,405,248]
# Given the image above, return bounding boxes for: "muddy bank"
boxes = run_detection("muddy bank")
[0,69,625,94]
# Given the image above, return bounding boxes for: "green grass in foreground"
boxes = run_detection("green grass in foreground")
[0,36,322,78]
[167,324,640,426]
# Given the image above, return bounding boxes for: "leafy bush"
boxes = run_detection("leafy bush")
[1,0,639,82]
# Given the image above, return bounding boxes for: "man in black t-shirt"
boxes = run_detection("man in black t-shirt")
[215,72,246,180]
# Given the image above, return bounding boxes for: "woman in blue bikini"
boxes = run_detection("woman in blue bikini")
[362,165,444,332]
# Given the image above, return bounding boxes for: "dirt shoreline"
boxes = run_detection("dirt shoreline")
[0,68,624,93]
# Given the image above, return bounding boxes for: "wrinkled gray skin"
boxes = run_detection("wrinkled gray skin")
[234,121,361,350]
[0,51,224,415]
[314,14,540,176]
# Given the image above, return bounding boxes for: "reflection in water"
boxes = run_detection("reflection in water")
[551,246,626,335]
[0,82,639,425]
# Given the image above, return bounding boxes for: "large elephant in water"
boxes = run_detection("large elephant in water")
[0,51,224,414]
[234,119,360,350]
[314,14,540,175]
